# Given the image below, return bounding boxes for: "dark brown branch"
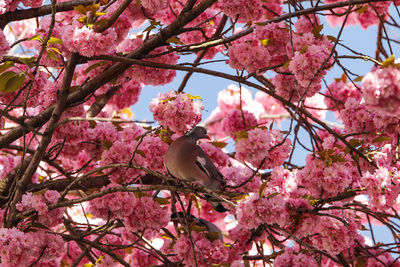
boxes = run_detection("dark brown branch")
[0,0,93,29]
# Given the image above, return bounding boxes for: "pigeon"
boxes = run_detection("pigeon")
[163,126,227,212]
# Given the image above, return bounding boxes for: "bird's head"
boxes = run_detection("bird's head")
[186,126,210,140]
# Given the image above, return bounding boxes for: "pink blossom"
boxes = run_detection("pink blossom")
[204,107,227,140]
[118,36,179,85]
[150,91,204,134]
[0,154,18,180]
[108,80,142,110]
[173,230,230,266]
[324,79,362,111]
[0,228,64,266]
[217,84,253,113]
[254,91,288,123]
[217,0,282,22]
[100,140,146,184]
[362,66,400,117]
[129,248,160,266]
[221,109,258,137]
[309,210,362,255]
[124,196,170,238]
[61,24,117,57]
[274,246,318,267]
[20,0,43,8]
[224,165,261,193]
[361,167,400,211]
[236,191,290,229]
[304,93,327,121]
[235,128,291,169]
[297,154,357,198]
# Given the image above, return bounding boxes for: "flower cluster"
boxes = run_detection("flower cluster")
[217,0,282,22]
[236,191,290,229]
[361,167,400,211]
[235,127,291,169]
[16,190,63,227]
[0,228,64,267]
[172,230,231,266]
[150,91,204,134]
[0,29,9,59]
[89,188,170,238]
[361,65,400,117]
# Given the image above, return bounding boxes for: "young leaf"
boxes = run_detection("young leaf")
[0,61,14,73]
[167,36,184,45]
[187,93,202,100]
[260,38,270,46]
[4,73,26,93]
[48,37,63,44]
[84,61,108,74]
[0,71,18,92]
[381,55,395,68]
[210,141,228,149]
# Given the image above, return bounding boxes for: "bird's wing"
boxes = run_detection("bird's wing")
[195,145,225,185]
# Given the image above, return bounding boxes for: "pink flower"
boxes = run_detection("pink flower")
[173,230,230,266]
[274,246,318,267]
[236,191,290,229]
[150,91,204,134]
[0,30,10,60]
[221,109,258,137]
[217,84,253,113]
[361,167,400,211]
[235,128,291,169]
[224,165,261,193]
[362,66,400,117]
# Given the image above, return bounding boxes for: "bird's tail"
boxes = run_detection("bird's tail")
[204,194,227,213]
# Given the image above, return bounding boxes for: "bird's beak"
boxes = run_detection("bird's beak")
[204,135,211,140]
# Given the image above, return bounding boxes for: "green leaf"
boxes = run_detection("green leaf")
[4,73,25,93]
[210,141,227,149]
[354,76,363,82]
[19,57,36,68]
[0,61,14,73]
[187,93,202,100]
[136,0,141,5]
[94,11,108,17]
[101,140,113,149]
[372,136,392,143]
[259,181,268,198]
[167,36,184,45]
[84,61,107,74]
[235,130,248,140]
[381,55,395,68]
[300,44,308,54]
[154,197,170,205]
[260,38,270,46]
[46,49,58,61]
[312,24,324,38]
[0,71,24,93]
[266,192,279,199]
[160,97,176,103]
[48,37,63,44]
[357,5,368,14]
[50,47,62,55]
[77,15,88,24]
[136,149,146,158]
[29,34,41,41]
[327,35,337,42]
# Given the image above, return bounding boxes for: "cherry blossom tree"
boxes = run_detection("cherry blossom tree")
[1,0,400,266]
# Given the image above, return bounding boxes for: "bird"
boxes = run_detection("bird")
[163,126,227,212]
